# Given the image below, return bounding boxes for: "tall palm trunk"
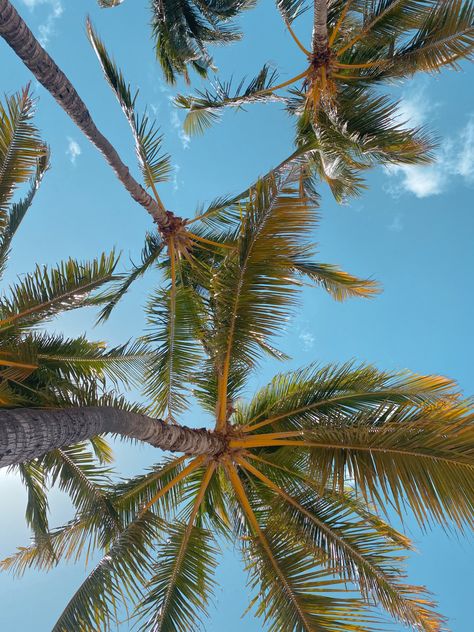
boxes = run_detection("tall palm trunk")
[312,0,329,54]
[0,0,169,228]
[0,407,226,467]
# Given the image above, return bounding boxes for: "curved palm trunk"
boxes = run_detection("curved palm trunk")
[0,0,169,228]
[0,407,226,467]
[312,0,329,54]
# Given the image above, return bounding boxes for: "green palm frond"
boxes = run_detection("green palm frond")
[40,444,116,517]
[227,462,378,632]
[27,333,151,389]
[137,520,218,631]
[176,65,285,135]
[98,232,164,323]
[112,456,190,523]
[149,0,252,84]
[236,362,455,433]
[0,85,46,221]
[136,464,218,632]
[15,461,50,542]
[239,454,444,631]
[387,0,474,75]
[0,251,120,331]
[291,260,379,300]
[301,401,474,531]
[87,21,172,191]
[0,149,49,277]
[52,511,160,632]
[142,284,204,418]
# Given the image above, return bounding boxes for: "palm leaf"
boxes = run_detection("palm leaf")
[0,149,49,277]
[87,21,172,191]
[0,251,120,330]
[98,232,164,323]
[0,85,46,222]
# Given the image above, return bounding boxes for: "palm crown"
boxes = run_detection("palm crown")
[4,154,474,632]
[176,0,474,200]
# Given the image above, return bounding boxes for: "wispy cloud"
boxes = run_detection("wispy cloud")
[170,110,190,150]
[66,137,81,165]
[21,0,63,47]
[299,330,315,350]
[384,88,474,198]
[388,214,403,232]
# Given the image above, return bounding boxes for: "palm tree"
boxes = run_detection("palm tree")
[97,0,254,84]
[177,0,474,199]
[3,167,474,632]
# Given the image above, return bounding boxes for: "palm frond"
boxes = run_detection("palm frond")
[98,231,164,323]
[227,461,378,632]
[136,464,217,632]
[52,511,161,632]
[176,65,285,135]
[142,284,204,418]
[87,21,172,191]
[0,149,49,277]
[0,251,120,330]
[0,85,46,221]
[238,455,444,631]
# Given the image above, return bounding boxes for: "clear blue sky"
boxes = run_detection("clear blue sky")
[1,0,474,630]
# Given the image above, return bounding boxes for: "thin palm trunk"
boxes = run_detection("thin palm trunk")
[312,0,329,54]
[0,407,226,467]
[0,0,170,228]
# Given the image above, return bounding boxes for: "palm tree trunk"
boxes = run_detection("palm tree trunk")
[312,0,329,54]
[0,0,170,228]
[0,407,226,467]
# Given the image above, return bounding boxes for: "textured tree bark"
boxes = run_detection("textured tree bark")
[312,0,329,54]
[0,0,170,228]
[0,407,227,467]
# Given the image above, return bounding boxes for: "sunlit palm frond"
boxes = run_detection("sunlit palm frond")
[142,283,204,418]
[0,149,49,277]
[0,251,120,331]
[136,464,217,632]
[87,21,172,194]
[98,231,164,323]
[238,454,444,631]
[176,65,286,135]
[226,461,379,632]
[52,511,160,632]
[0,85,46,222]
[236,362,455,433]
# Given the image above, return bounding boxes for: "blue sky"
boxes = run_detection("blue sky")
[1,0,474,630]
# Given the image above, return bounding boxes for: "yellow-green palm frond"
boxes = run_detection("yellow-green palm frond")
[97,231,164,323]
[136,463,218,631]
[226,461,380,632]
[0,251,121,332]
[87,21,172,195]
[236,362,455,433]
[237,454,444,631]
[0,85,47,222]
[0,148,49,277]
[142,284,205,419]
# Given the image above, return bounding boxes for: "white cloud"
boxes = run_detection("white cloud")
[388,214,403,232]
[170,110,190,150]
[299,330,315,351]
[385,88,474,198]
[66,137,81,164]
[21,0,63,47]
[456,118,474,182]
